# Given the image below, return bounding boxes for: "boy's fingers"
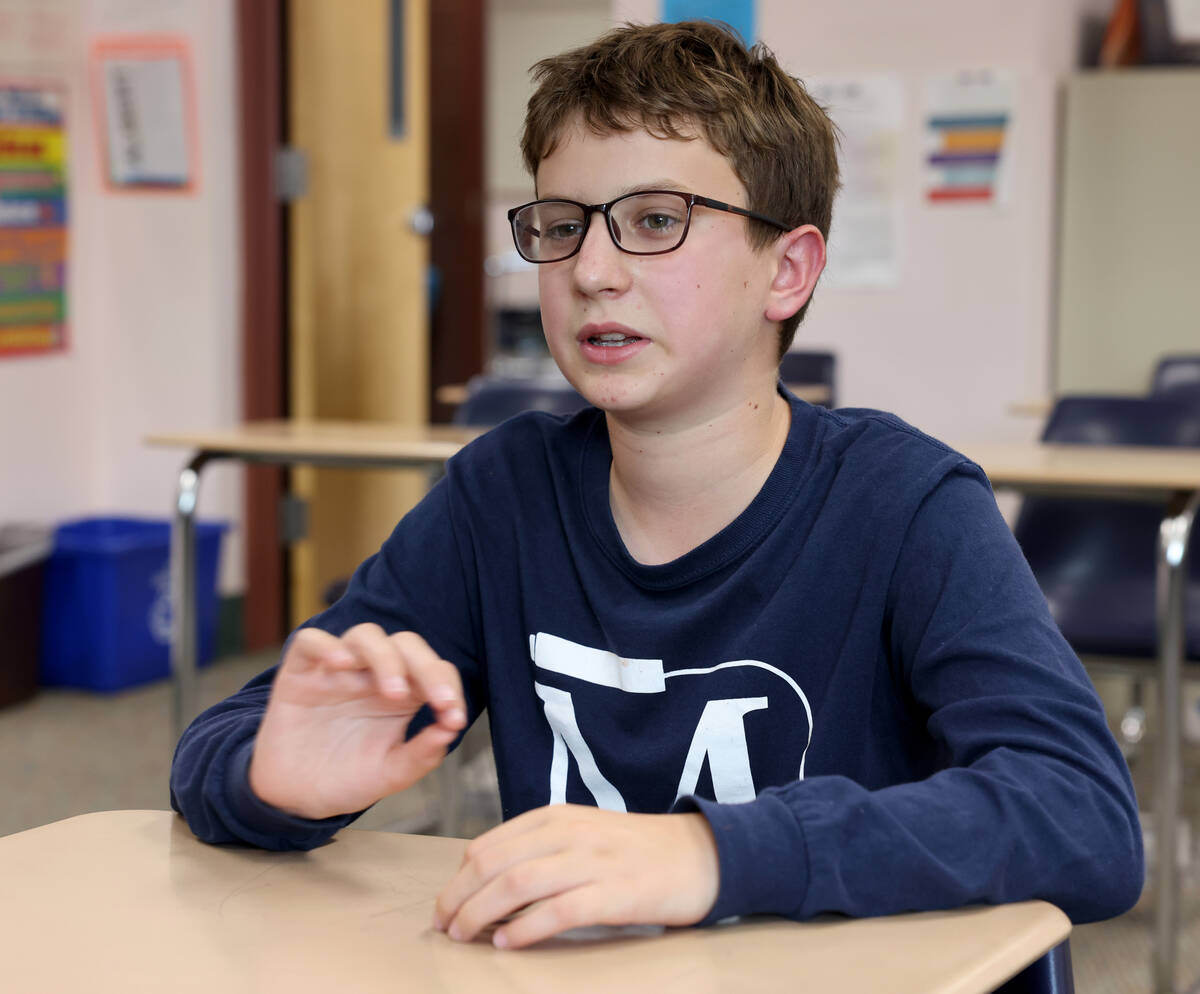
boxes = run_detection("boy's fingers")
[493,885,616,949]
[453,806,548,869]
[281,625,463,713]
[435,820,566,930]
[340,623,410,697]
[443,853,594,944]
[389,630,466,724]
[382,721,457,794]
[282,627,355,673]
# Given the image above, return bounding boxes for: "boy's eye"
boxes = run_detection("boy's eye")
[636,212,680,232]
[616,194,689,245]
[544,218,584,242]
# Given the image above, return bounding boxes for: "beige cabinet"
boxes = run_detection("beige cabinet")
[1055,70,1200,395]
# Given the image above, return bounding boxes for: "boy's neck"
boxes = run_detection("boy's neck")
[605,382,791,566]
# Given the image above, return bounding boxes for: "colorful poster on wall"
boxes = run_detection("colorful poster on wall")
[922,70,1016,206]
[0,83,68,358]
[661,0,755,45]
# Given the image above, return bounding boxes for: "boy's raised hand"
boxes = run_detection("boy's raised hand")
[432,805,720,948]
[248,624,466,820]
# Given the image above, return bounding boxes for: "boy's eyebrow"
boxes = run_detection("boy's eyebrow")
[536,179,693,202]
[617,179,689,196]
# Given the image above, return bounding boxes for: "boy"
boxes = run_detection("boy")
[171,20,1142,949]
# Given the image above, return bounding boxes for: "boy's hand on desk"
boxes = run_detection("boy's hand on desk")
[432,805,720,948]
[248,625,466,820]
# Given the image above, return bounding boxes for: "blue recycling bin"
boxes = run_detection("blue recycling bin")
[39,517,228,692]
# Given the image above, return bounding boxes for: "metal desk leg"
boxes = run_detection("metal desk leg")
[437,748,464,838]
[170,454,211,746]
[1154,490,1199,994]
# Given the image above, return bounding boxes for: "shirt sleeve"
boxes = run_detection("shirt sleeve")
[169,474,485,849]
[677,465,1144,925]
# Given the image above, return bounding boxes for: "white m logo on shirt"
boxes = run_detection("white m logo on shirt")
[529,632,812,810]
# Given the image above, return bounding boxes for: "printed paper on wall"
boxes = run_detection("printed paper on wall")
[805,73,904,289]
[92,36,197,192]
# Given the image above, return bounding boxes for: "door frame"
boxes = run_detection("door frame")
[234,0,486,645]
[429,0,486,423]
[235,0,286,650]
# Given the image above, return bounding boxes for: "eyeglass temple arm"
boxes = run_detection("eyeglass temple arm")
[692,195,791,232]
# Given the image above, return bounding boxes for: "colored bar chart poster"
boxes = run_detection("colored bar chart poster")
[922,70,1015,206]
[0,83,68,358]
[805,73,903,289]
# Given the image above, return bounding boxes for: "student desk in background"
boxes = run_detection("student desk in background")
[0,809,1069,994]
[434,381,835,409]
[957,440,1200,994]
[146,421,487,838]
[145,419,484,740]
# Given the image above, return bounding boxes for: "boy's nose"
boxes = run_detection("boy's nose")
[571,213,630,294]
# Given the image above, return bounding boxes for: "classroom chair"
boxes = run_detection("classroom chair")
[996,940,1074,994]
[321,376,591,608]
[1012,394,1200,663]
[451,374,590,426]
[778,349,836,407]
[1150,354,1200,397]
[1012,394,1200,758]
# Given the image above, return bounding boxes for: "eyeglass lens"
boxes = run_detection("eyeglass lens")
[513,192,691,262]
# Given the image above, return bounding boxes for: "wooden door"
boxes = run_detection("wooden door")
[287,0,430,624]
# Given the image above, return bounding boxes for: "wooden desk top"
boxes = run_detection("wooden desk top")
[146,419,483,464]
[147,421,1200,496]
[1,811,1069,994]
[959,441,1200,495]
[1007,399,1053,419]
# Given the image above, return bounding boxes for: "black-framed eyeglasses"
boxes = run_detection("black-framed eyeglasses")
[507,190,791,264]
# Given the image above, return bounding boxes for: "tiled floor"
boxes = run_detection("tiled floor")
[1,651,1196,992]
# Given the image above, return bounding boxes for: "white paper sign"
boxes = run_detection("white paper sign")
[804,73,904,289]
[1167,0,1200,40]
[102,54,191,187]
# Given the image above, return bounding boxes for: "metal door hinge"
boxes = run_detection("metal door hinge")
[278,493,309,543]
[274,146,309,201]
[409,204,434,236]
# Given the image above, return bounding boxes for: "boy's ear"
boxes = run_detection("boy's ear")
[763,226,826,323]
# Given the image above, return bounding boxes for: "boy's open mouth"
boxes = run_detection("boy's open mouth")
[588,332,644,347]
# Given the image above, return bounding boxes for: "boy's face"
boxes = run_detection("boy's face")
[534,120,784,426]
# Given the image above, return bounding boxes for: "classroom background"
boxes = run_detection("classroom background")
[1,2,1198,992]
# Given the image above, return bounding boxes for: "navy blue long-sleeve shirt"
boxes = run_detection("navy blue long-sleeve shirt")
[171,394,1144,924]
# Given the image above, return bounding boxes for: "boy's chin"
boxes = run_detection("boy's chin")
[571,379,646,413]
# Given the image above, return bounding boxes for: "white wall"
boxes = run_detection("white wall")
[614,0,1112,445]
[0,0,244,591]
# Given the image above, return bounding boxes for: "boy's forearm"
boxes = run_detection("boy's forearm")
[678,727,1142,925]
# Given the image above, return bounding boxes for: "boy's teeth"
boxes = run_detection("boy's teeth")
[592,332,638,346]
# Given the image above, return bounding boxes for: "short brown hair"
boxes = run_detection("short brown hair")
[521,20,839,356]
